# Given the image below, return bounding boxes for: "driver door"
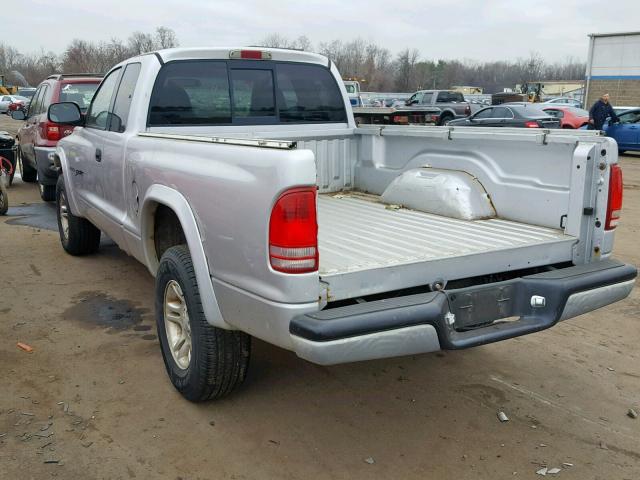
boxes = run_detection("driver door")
[67,68,121,227]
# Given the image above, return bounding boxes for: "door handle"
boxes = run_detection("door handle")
[95,148,102,162]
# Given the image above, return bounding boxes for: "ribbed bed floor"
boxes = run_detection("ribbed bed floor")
[317,194,576,276]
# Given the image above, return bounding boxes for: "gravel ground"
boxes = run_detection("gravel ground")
[1,114,639,479]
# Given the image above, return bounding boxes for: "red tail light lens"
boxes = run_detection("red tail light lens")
[524,121,540,128]
[269,187,318,273]
[605,164,623,230]
[464,106,471,115]
[44,121,61,141]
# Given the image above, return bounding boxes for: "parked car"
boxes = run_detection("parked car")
[448,104,561,128]
[543,97,582,108]
[613,106,636,115]
[47,47,635,402]
[0,95,29,114]
[542,106,590,129]
[12,74,102,201]
[405,89,471,125]
[604,108,640,154]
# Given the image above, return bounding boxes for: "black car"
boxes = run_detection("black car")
[448,104,560,129]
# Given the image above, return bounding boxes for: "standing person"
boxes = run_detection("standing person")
[589,93,619,130]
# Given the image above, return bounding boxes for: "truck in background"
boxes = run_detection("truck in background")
[405,89,471,125]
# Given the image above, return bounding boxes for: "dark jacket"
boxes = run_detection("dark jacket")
[589,100,618,130]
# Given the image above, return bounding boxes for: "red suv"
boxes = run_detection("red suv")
[14,74,102,200]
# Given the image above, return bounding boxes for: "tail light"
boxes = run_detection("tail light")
[269,187,318,273]
[41,121,74,141]
[430,114,440,123]
[391,115,409,124]
[605,164,623,230]
[43,121,61,141]
[524,121,540,128]
[464,105,471,116]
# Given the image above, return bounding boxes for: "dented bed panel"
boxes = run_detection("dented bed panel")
[317,195,576,301]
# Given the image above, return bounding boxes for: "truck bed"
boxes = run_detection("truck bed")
[317,194,577,301]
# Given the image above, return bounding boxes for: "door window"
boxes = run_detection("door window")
[473,108,493,119]
[619,111,640,124]
[86,68,121,130]
[109,63,141,132]
[37,85,50,114]
[491,107,512,118]
[420,92,432,104]
[28,87,44,116]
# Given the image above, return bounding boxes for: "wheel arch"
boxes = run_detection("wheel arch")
[141,184,230,329]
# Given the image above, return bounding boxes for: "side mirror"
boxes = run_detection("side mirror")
[48,102,83,125]
[11,110,26,121]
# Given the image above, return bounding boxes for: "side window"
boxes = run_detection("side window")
[491,107,511,118]
[86,69,121,130]
[230,69,275,118]
[436,92,450,103]
[474,108,493,119]
[37,85,50,114]
[28,87,43,116]
[109,63,141,132]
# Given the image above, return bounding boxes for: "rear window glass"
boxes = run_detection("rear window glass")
[276,64,347,122]
[148,60,347,126]
[231,69,275,118]
[60,82,100,112]
[149,62,232,125]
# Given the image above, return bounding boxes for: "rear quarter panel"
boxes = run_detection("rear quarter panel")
[125,136,320,305]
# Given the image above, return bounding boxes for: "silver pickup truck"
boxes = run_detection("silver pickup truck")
[47,47,636,402]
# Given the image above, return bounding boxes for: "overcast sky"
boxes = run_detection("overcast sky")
[8,0,640,62]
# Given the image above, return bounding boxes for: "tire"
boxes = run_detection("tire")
[0,182,8,215]
[155,245,251,402]
[56,175,101,255]
[439,114,454,126]
[18,147,37,183]
[39,182,56,202]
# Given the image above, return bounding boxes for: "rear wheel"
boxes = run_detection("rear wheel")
[18,148,37,183]
[439,113,454,126]
[56,175,101,255]
[0,182,8,215]
[39,181,56,202]
[156,245,251,402]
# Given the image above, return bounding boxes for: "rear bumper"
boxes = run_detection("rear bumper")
[290,259,636,365]
[34,147,58,184]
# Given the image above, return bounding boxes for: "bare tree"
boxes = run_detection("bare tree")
[155,27,179,49]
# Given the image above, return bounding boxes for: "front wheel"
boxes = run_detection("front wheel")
[56,176,101,255]
[155,245,251,402]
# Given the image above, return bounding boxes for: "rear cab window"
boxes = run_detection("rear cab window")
[148,60,347,126]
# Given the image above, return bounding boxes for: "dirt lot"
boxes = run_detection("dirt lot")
[0,114,639,480]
